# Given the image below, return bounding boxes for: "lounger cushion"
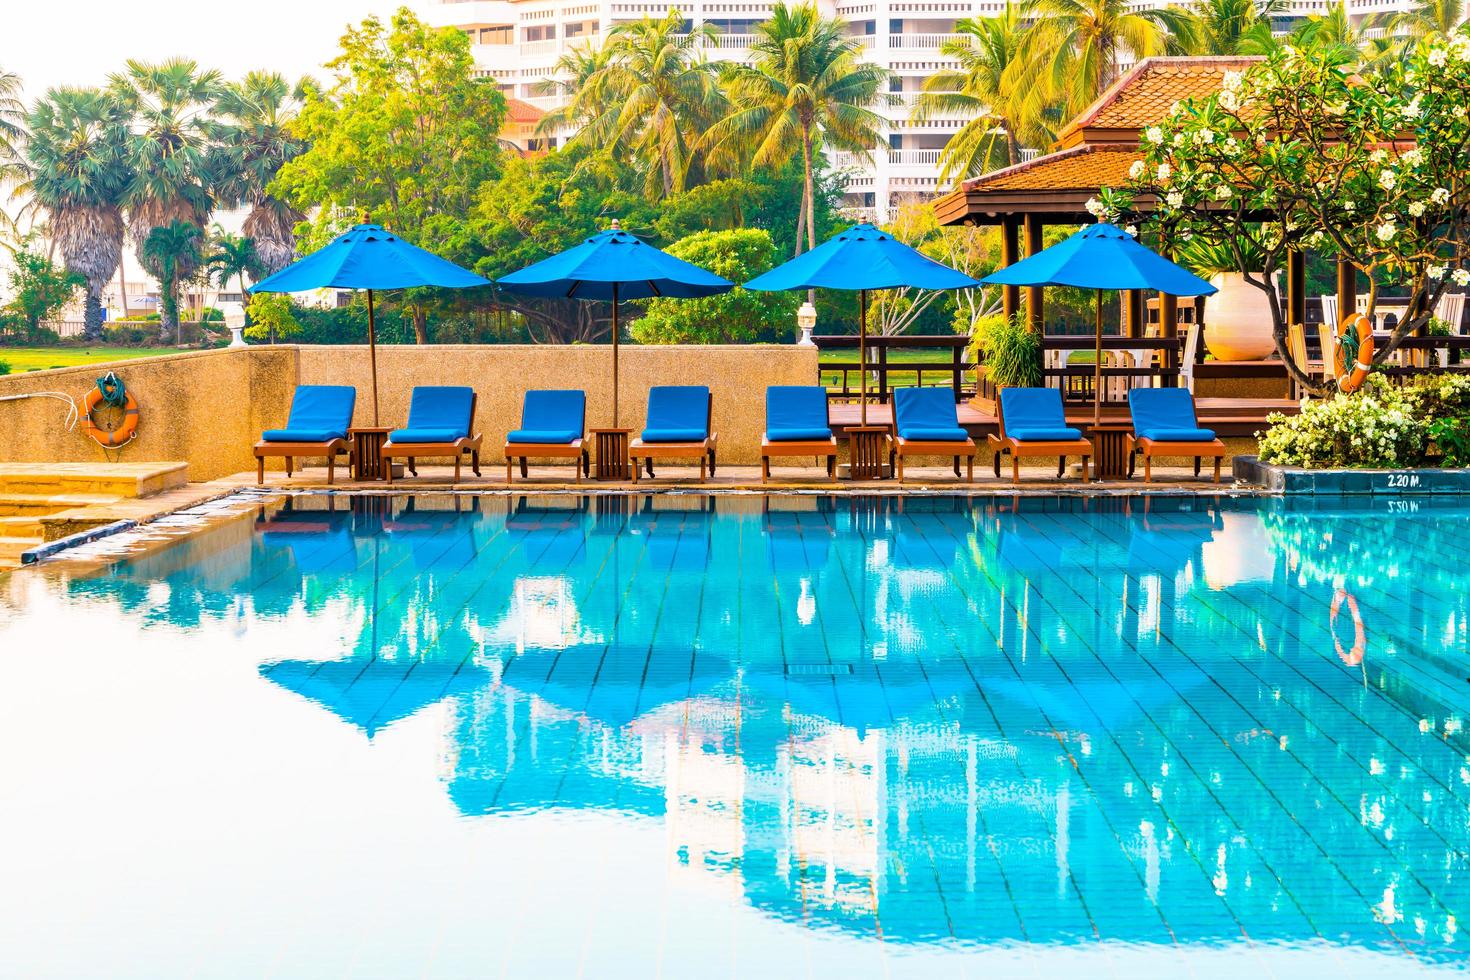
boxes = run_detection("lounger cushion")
[642,386,710,442]
[264,385,356,443]
[765,386,831,442]
[900,426,971,443]
[405,386,475,440]
[389,427,465,444]
[998,387,1068,435]
[1129,388,1214,443]
[262,427,345,444]
[510,390,585,444]
[1008,426,1085,442]
[1138,426,1217,443]
[893,387,967,442]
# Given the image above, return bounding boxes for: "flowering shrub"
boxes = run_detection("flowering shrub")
[1257,376,1423,467]
[1096,32,1470,394]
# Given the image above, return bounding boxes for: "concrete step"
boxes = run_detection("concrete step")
[0,536,39,562]
[0,462,188,499]
[0,515,45,538]
[0,493,124,517]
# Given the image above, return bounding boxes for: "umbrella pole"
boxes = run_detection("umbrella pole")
[612,282,620,427]
[367,288,380,426]
[859,288,868,426]
[1093,291,1103,430]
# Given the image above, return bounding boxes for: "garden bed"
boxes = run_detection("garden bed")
[1234,455,1470,494]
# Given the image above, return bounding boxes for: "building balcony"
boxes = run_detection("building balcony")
[885,33,969,50]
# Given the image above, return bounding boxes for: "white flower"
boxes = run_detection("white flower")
[1428,47,1448,67]
[1219,89,1240,112]
[1428,264,1447,280]
[1408,200,1427,217]
[1085,196,1106,218]
[1378,169,1397,191]
[1326,101,1348,116]
[1455,269,1470,286]
[1369,148,1388,164]
[1173,132,1186,147]
[1193,129,1216,146]
[1376,219,1398,242]
[1128,159,1146,180]
[1402,98,1422,121]
[1400,147,1424,167]
[1223,137,1241,156]
[1344,200,1356,212]
[1156,162,1171,183]
[1166,191,1184,208]
[1125,225,1139,237]
[1223,69,1244,92]
[1215,184,1233,200]
[1431,187,1451,204]
[1145,126,1164,144]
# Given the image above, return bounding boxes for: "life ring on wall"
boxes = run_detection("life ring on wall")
[1334,313,1374,394]
[81,375,139,448]
[1330,588,1366,667]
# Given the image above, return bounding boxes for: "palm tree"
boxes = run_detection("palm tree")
[564,11,726,197]
[141,220,203,344]
[1180,0,1287,54]
[915,12,1046,181]
[211,72,307,276]
[1016,0,1191,116]
[205,227,260,330]
[24,88,133,341]
[0,67,26,186]
[1392,0,1465,37]
[109,59,222,276]
[705,2,893,256]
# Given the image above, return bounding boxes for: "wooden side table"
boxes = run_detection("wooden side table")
[349,426,393,481]
[847,426,891,480]
[1087,424,1133,480]
[590,427,632,480]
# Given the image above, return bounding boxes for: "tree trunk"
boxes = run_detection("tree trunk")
[413,305,429,344]
[801,130,817,308]
[83,290,104,343]
[116,262,130,320]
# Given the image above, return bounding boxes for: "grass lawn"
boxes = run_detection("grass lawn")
[819,345,971,390]
[0,347,191,374]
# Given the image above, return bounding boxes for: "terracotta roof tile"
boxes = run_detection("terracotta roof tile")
[505,98,546,124]
[959,145,1142,193]
[1055,56,1264,147]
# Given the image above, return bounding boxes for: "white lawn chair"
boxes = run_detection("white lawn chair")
[1179,321,1202,393]
[1437,292,1466,333]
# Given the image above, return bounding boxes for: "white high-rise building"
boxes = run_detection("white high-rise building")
[421,0,1423,224]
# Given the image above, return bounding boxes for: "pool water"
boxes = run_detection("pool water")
[2,493,1468,978]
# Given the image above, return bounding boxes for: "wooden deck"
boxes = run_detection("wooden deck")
[829,397,1298,437]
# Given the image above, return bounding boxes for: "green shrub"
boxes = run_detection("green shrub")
[971,312,1042,388]
[0,359,10,376]
[1258,376,1424,468]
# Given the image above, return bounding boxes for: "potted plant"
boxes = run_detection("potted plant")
[1426,315,1454,368]
[969,312,1042,411]
[1179,240,1277,361]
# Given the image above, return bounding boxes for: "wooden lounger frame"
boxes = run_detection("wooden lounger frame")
[890,436,976,483]
[254,438,352,486]
[381,392,483,483]
[760,437,838,482]
[985,391,1093,483]
[503,439,590,483]
[1127,435,1226,483]
[630,391,718,482]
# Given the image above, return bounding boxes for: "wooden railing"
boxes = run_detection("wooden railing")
[813,334,972,403]
[973,335,1184,406]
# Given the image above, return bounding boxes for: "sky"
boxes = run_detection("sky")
[3,0,401,102]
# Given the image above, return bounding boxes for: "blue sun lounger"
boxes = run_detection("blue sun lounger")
[986,387,1094,483]
[503,389,589,483]
[630,386,718,482]
[254,384,357,485]
[1125,387,1226,483]
[761,386,837,481]
[890,387,976,482]
[382,386,483,483]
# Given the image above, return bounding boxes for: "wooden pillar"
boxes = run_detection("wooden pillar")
[1001,217,1021,321]
[1123,290,1145,338]
[1023,214,1044,331]
[1335,258,1356,327]
[1286,250,1306,327]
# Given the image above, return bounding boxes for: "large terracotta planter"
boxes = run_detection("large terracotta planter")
[1203,272,1276,361]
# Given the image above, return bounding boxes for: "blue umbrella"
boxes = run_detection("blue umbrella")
[496,220,734,425]
[250,223,491,424]
[745,218,981,425]
[981,223,1216,429]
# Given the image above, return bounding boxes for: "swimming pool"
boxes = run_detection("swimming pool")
[1,493,1467,977]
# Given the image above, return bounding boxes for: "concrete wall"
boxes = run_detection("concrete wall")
[0,344,819,480]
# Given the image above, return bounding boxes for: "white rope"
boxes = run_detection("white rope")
[0,391,80,431]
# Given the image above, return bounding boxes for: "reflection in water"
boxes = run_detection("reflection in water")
[51,493,1470,962]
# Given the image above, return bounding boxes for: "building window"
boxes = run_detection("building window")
[479,26,512,45]
[889,18,903,33]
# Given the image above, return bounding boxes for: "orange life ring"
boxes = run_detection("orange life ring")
[81,386,139,448]
[1330,588,1366,667]
[1334,312,1374,393]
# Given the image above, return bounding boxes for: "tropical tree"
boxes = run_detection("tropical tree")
[1015,0,1191,116]
[1393,0,1466,38]
[0,67,25,186]
[705,2,892,257]
[5,247,82,340]
[560,12,725,197]
[915,12,1043,180]
[141,220,203,343]
[1179,0,1286,55]
[25,87,133,340]
[205,228,260,318]
[212,71,308,275]
[109,58,222,285]
[631,229,798,342]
